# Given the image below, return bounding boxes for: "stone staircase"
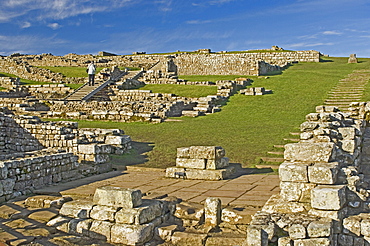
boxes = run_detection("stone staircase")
[324,69,370,111]
[258,69,370,168]
[64,69,144,101]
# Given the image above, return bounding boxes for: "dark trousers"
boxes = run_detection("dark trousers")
[88,74,95,85]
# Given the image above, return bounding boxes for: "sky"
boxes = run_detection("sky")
[1,0,370,57]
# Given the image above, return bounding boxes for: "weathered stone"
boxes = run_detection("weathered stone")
[293,238,331,245]
[155,224,178,242]
[361,219,370,237]
[90,205,119,222]
[278,237,293,246]
[105,135,131,145]
[204,197,221,227]
[284,142,337,163]
[176,158,207,169]
[308,162,339,184]
[59,200,94,219]
[110,223,154,245]
[280,182,316,202]
[185,166,235,180]
[307,219,332,238]
[188,146,225,160]
[246,225,269,246]
[115,199,162,225]
[171,231,208,246]
[88,220,113,241]
[93,186,142,208]
[206,157,229,170]
[221,207,253,225]
[288,224,306,240]
[311,185,347,210]
[343,216,361,236]
[279,162,309,182]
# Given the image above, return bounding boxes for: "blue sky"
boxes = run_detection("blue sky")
[1,0,370,57]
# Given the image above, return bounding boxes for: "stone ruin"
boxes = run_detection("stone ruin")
[47,185,250,245]
[246,104,370,245]
[165,146,235,180]
[0,108,132,203]
[348,54,358,64]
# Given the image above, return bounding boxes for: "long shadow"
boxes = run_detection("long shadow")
[226,163,275,180]
[111,141,154,167]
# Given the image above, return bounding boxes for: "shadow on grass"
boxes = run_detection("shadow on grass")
[111,141,154,167]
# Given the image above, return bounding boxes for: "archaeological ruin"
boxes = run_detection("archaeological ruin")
[2,49,370,245]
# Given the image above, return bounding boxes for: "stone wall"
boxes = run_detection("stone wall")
[0,77,20,90]
[0,150,80,202]
[246,104,370,245]
[27,84,73,99]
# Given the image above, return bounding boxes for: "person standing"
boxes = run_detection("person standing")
[87,61,96,86]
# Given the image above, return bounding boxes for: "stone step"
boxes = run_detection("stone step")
[283,138,299,142]
[255,164,281,169]
[260,157,284,163]
[267,151,284,155]
[273,145,285,148]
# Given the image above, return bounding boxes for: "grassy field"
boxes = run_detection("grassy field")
[73,57,370,169]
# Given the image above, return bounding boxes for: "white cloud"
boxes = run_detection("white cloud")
[21,21,31,28]
[0,0,136,23]
[155,0,173,12]
[209,0,235,4]
[47,23,61,30]
[186,19,212,24]
[322,31,342,35]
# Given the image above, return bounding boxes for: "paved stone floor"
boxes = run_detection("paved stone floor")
[34,164,280,209]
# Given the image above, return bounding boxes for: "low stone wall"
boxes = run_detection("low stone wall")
[0,151,79,203]
[26,84,73,99]
[246,105,370,245]
[0,77,20,90]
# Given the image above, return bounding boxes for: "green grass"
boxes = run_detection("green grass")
[0,72,50,85]
[72,57,370,169]
[138,84,218,98]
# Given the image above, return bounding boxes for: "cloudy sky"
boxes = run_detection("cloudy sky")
[1,0,370,57]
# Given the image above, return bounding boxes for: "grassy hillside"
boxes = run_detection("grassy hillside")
[70,57,370,168]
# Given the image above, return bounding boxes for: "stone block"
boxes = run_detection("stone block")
[338,127,357,140]
[188,146,225,160]
[308,208,346,220]
[307,219,332,238]
[338,234,354,245]
[175,202,204,222]
[185,166,235,180]
[176,158,206,169]
[115,199,163,225]
[105,135,131,145]
[280,182,316,202]
[171,231,208,246]
[78,144,98,154]
[165,167,186,178]
[279,162,309,182]
[308,162,339,184]
[288,224,306,240]
[278,237,293,246]
[204,197,221,227]
[361,219,370,237]
[246,225,268,246]
[93,186,142,208]
[90,205,119,222]
[59,200,94,219]
[293,238,331,245]
[155,224,178,242]
[68,218,92,236]
[343,216,361,236]
[206,157,229,170]
[284,142,337,163]
[311,185,347,210]
[110,223,154,245]
[177,147,190,158]
[88,220,113,241]
[46,216,71,233]
[341,140,357,153]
